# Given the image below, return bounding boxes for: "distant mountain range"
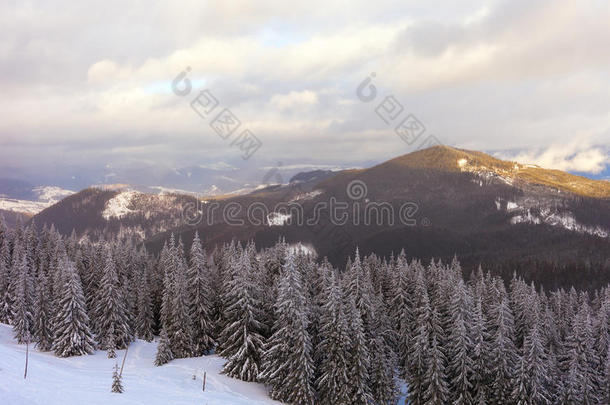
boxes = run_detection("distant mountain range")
[3,146,609,290]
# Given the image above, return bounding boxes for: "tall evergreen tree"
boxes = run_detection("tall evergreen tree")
[470,297,491,404]
[96,247,131,350]
[315,273,351,405]
[0,238,12,323]
[345,295,373,405]
[368,293,397,404]
[135,262,155,342]
[513,306,550,404]
[488,296,518,404]
[33,264,53,351]
[219,251,266,381]
[446,279,474,405]
[52,258,95,357]
[187,232,214,355]
[563,301,598,404]
[168,243,192,358]
[12,254,34,344]
[259,253,316,405]
[154,327,174,366]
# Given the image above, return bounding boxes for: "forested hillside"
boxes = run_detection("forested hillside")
[1,217,609,404]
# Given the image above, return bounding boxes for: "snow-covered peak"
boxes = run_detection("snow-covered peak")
[102,190,139,220]
[33,186,74,203]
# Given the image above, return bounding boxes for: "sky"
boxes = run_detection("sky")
[0,0,609,189]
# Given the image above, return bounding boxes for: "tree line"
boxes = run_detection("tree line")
[0,217,609,404]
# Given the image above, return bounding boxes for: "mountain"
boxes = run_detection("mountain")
[29,146,610,290]
[0,178,75,221]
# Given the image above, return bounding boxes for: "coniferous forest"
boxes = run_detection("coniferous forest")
[1,218,609,405]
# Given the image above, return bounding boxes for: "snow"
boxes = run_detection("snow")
[289,190,323,202]
[288,243,317,257]
[267,212,291,226]
[506,201,519,210]
[457,158,468,167]
[202,185,222,196]
[149,186,198,196]
[102,191,139,220]
[32,186,74,203]
[0,323,279,405]
[0,198,48,215]
[510,209,608,238]
[0,186,74,215]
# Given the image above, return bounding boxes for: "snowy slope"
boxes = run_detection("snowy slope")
[0,186,74,215]
[0,324,279,405]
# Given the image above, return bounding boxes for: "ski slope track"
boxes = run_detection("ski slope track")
[0,324,279,405]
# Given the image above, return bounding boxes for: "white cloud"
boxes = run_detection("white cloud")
[0,0,609,177]
[270,90,318,110]
[496,140,609,174]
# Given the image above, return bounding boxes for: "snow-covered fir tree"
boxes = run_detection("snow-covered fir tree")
[33,264,53,351]
[135,260,155,342]
[0,237,12,323]
[12,254,34,344]
[187,232,215,355]
[315,272,351,405]
[111,363,124,393]
[0,226,609,405]
[96,247,132,350]
[345,294,373,404]
[52,258,95,357]
[219,250,266,382]
[259,253,316,405]
[154,327,174,366]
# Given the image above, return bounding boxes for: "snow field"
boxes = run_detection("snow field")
[0,323,279,405]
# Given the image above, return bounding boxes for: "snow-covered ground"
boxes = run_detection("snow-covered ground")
[0,323,279,405]
[32,186,75,203]
[0,198,48,215]
[0,186,74,215]
[102,190,139,220]
[267,212,292,226]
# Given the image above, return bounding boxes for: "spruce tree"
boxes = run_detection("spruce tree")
[563,301,598,404]
[315,273,351,405]
[187,232,214,355]
[168,248,193,358]
[446,279,474,405]
[33,265,53,351]
[111,363,124,393]
[0,238,12,323]
[470,297,491,404]
[155,327,174,366]
[259,253,315,405]
[135,263,154,342]
[368,293,397,404]
[345,295,373,405]
[96,247,131,350]
[488,296,518,404]
[219,251,266,381]
[12,254,34,344]
[52,258,95,357]
[513,307,550,405]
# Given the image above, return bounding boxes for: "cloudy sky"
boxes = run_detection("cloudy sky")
[1,0,609,189]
